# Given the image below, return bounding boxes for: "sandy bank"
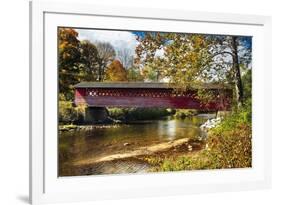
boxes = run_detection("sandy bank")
[74,138,191,166]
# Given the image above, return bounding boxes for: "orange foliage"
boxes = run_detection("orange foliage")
[105,60,128,81]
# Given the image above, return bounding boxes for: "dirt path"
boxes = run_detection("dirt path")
[74,138,191,166]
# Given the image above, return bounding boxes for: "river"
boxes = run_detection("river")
[59,115,214,176]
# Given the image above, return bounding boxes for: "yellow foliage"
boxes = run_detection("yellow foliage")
[105,60,128,81]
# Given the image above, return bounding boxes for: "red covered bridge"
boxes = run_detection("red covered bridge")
[74,82,232,111]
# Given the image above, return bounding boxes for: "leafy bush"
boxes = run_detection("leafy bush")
[58,100,86,124]
[174,109,198,118]
[242,69,252,100]
[108,108,172,121]
[204,99,252,169]
[212,99,251,134]
[148,102,252,171]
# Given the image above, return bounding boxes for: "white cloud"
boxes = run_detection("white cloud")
[76,29,138,67]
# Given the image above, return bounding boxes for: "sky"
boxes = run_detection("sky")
[75,28,252,71]
[76,29,139,61]
[76,29,252,51]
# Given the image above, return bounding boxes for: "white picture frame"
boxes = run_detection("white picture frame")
[30,0,272,204]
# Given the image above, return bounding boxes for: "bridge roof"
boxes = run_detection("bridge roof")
[75,82,170,89]
[74,82,231,89]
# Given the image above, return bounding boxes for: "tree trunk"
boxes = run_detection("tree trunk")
[231,36,244,106]
[97,61,104,82]
[98,68,102,81]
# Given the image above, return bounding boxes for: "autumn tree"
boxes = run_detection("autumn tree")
[161,34,212,89]
[135,32,251,105]
[135,32,167,81]
[135,32,167,64]
[208,36,252,105]
[135,32,212,88]
[79,40,100,81]
[96,42,116,81]
[105,60,128,81]
[58,28,81,100]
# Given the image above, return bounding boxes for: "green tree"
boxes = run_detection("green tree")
[127,66,144,81]
[135,33,212,89]
[135,32,251,105]
[208,36,252,105]
[79,40,100,81]
[162,34,212,89]
[241,69,252,100]
[135,32,167,81]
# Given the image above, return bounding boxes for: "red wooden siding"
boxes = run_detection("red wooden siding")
[74,87,232,111]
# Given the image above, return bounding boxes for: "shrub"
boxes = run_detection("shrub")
[204,99,252,168]
[58,100,86,124]
[149,102,252,171]
[108,108,172,121]
[174,109,198,118]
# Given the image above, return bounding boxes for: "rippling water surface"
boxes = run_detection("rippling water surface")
[59,115,213,176]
